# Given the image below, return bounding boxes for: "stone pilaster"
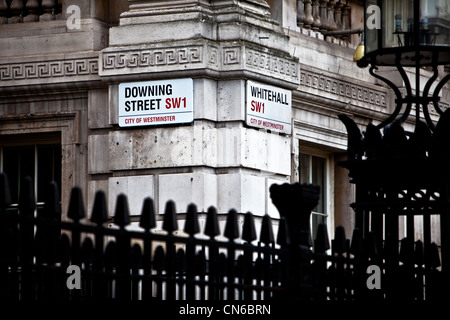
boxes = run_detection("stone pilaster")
[96,0,300,218]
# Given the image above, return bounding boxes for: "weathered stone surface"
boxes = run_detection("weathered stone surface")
[159,172,217,214]
[107,123,290,174]
[109,175,155,217]
[88,134,109,174]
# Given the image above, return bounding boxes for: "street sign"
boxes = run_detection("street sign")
[246,80,292,134]
[118,78,194,127]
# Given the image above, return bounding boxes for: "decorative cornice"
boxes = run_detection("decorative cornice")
[101,45,204,71]
[0,42,299,89]
[99,41,299,86]
[0,57,99,83]
[123,0,272,22]
[298,66,388,109]
[245,47,299,83]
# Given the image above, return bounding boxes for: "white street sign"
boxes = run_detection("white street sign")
[246,80,292,134]
[118,78,194,127]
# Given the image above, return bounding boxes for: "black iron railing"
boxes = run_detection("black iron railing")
[0,168,447,301]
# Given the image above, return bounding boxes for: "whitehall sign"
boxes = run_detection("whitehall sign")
[246,80,292,134]
[118,78,194,127]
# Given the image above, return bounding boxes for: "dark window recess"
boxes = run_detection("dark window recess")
[2,144,61,206]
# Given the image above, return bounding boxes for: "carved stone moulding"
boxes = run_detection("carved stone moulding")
[299,66,388,110]
[121,0,272,23]
[99,40,299,89]
[0,52,101,92]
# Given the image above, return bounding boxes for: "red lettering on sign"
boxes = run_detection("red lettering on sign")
[251,100,265,113]
[166,97,187,109]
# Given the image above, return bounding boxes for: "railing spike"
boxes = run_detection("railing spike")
[399,237,414,263]
[139,197,156,231]
[38,181,61,264]
[0,172,11,210]
[414,240,424,266]
[224,208,239,241]
[242,211,257,243]
[236,254,245,278]
[90,190,108,225]
[113,193,130,228]
[363,123,383,160]
[104,241,118,269]
[204,206,220,238]
[153,245,166,271]
[276,216,291,246]
[430,108,450,161]
[19,176,35,214]
[184,203,200,236]
[44,181,61,219]
[383,121,408,158]
[81,237,94,267]
[58,233,71,267]
[218,253,227,275]
[365,231,378,259]
[408,120,432,157]
[131,243,143,269]
[332,225,347,254]
[162,200,178,233]
[314,223,330,253]
[350,227,363,256]
[196,250,207,275]
[260,214,274,245]
[338,114,363,160]
[426,242,441,268]
[176,248,186,274]
[67,186,85,222]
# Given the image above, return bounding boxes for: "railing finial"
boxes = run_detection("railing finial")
[139,197,156,231]
[113,193,130,228]
[67,186,85,222]
[90,190,108,225]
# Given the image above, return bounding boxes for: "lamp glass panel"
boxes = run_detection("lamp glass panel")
[364,0,450,65]
[420,0,450,47]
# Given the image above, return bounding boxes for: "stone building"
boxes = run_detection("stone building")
[1,0,448,241]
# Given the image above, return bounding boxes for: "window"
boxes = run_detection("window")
[0,134,61,210]
[299,148,331,242]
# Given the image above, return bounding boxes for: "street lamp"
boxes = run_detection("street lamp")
[356,0,450,130]
[338,1,450,298]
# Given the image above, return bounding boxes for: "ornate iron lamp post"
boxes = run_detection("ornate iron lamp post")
[339,0,450,299]
[356,0,450,130]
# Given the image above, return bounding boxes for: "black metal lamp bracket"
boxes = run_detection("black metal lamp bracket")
[368,49,450,131]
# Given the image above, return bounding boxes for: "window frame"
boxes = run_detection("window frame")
[298,145,335,246]
[0,133,62,212]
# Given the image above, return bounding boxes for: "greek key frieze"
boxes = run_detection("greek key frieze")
[300,70,387,107]
[223,47,240,65]
[207,45,219,67]
[0,58,98,81]
[245,48,299,81]
[101,46,203,71]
